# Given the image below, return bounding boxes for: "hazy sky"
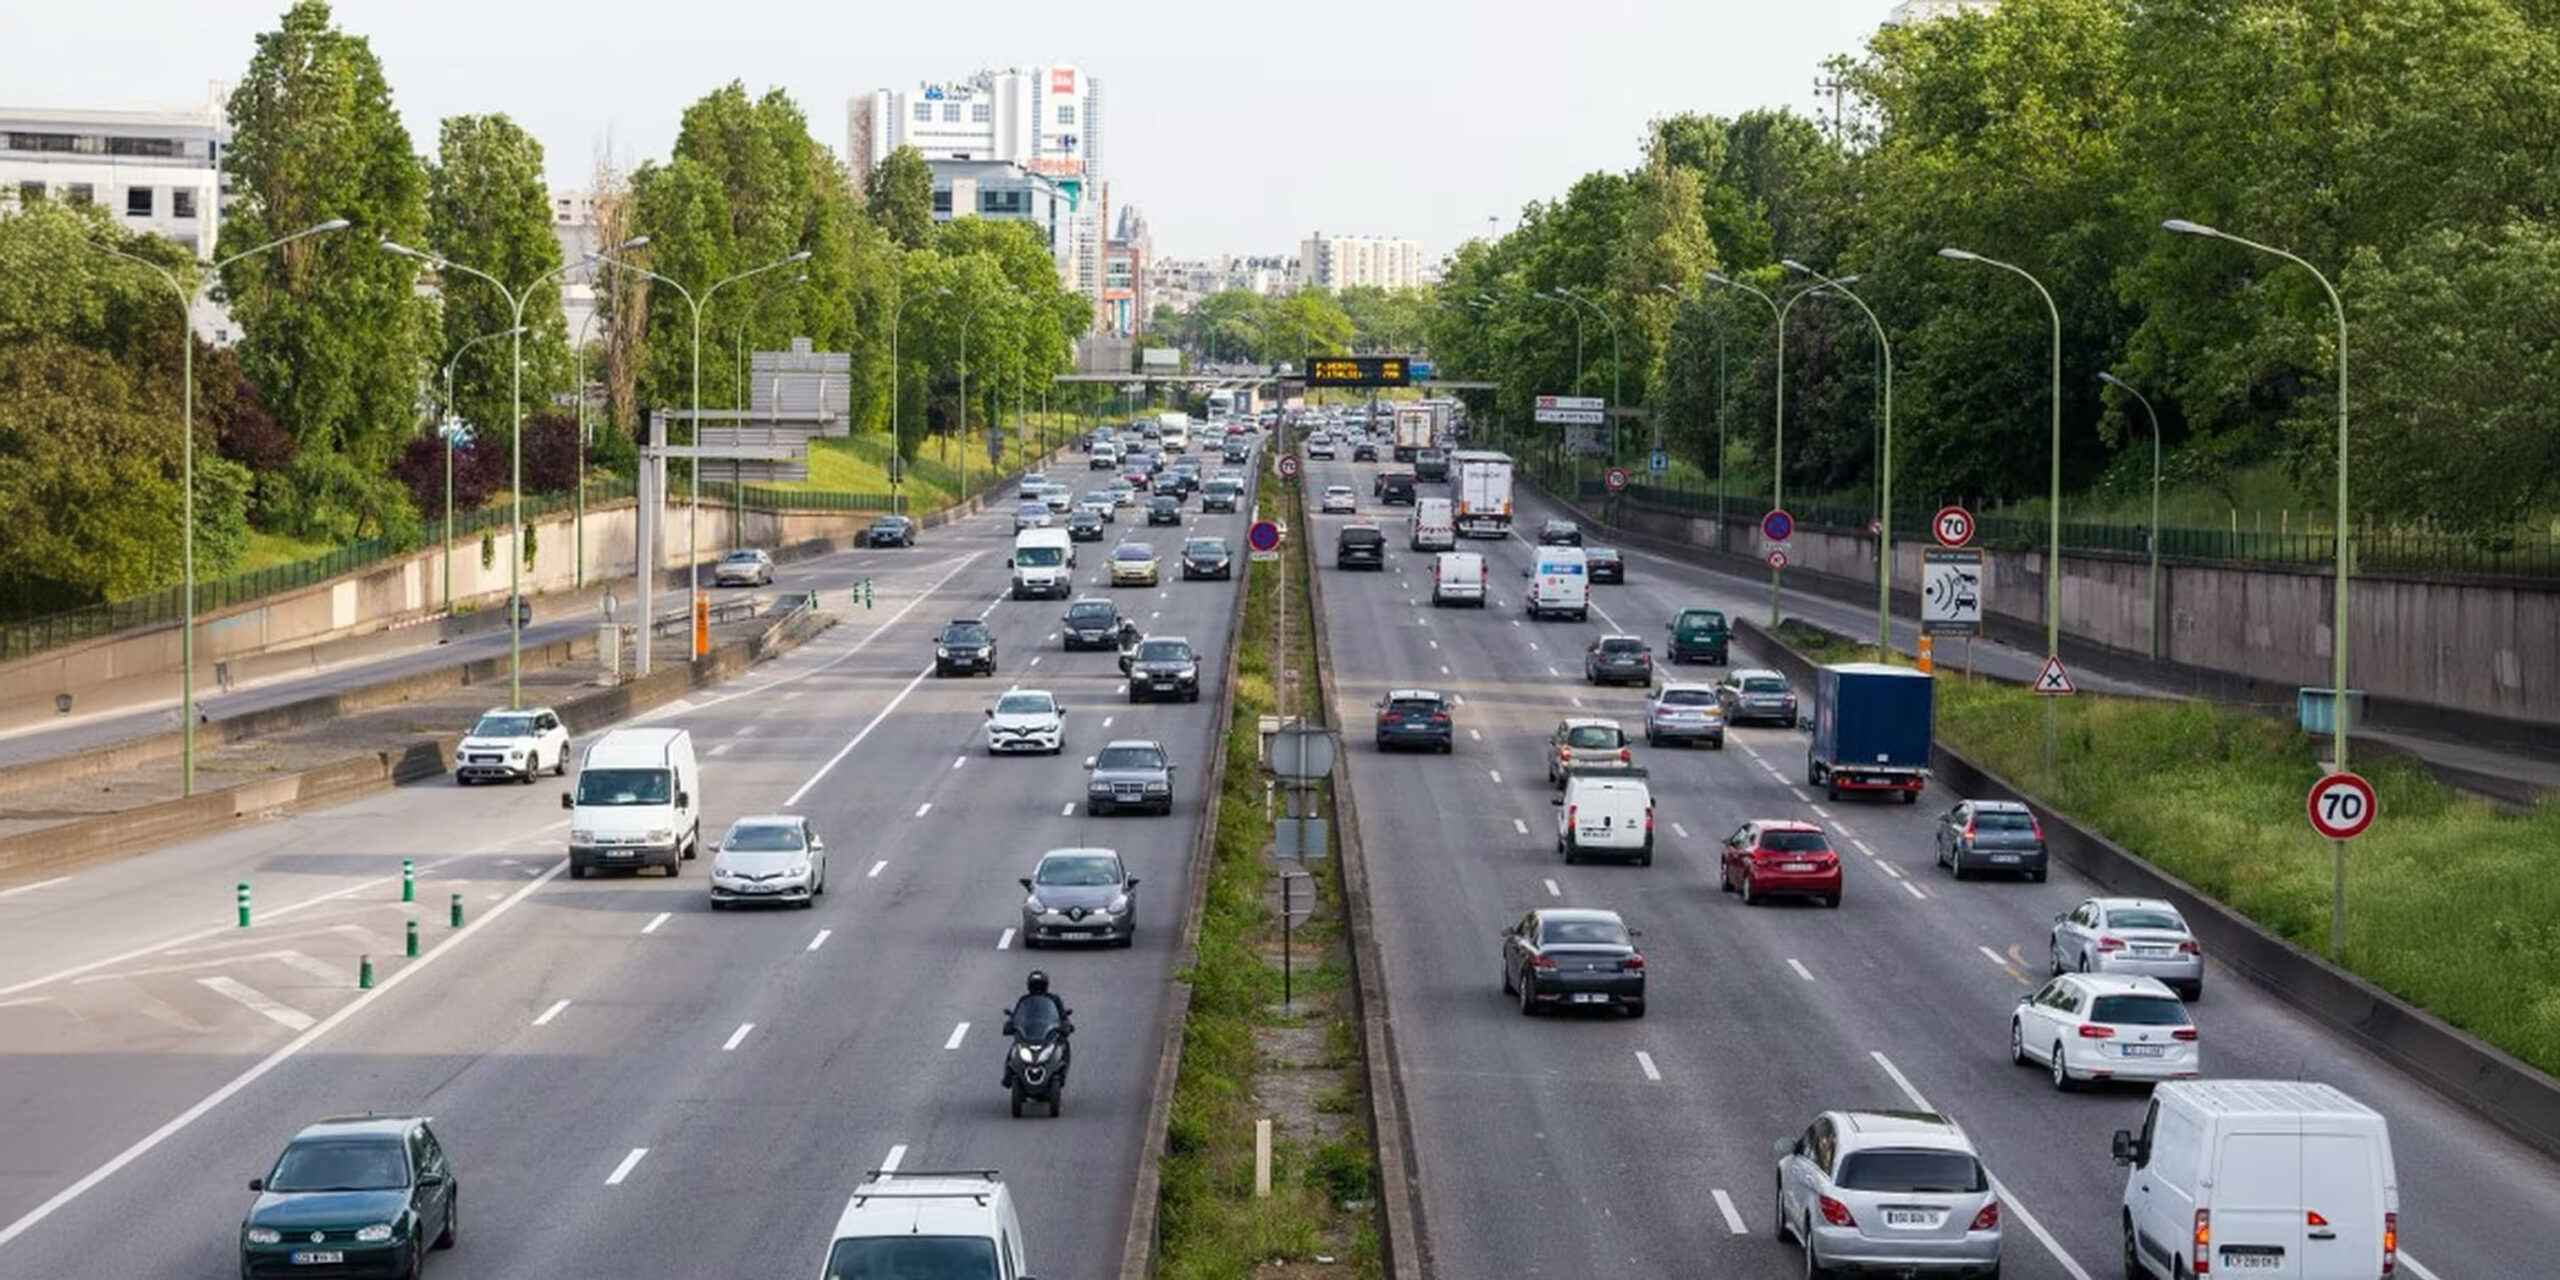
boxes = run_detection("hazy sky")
[7,0,1891,263]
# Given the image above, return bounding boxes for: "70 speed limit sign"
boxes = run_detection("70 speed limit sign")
[2306,772,2377,840]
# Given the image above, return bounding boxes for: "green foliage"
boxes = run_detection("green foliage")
[426,113,573,450]
[863,145,937,251]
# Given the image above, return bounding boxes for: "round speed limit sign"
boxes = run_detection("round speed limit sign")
[2306,772,2376,840]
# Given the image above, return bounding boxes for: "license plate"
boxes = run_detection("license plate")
[2220,1249,2284,1270]
[1881,1209,1939,1227]
[2136,946,2174,956]
[606,850,633,859]
[1990,854,2019,863]
[1572,993,1605,1004]
[1781,862,1814,872]
[744,884,773,893]
[2120,1043,2166,1057]
[293,1252,345,1265]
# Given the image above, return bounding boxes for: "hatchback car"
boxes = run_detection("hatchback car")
[1643,683,1726,748]
[1013,501,1052,532]
[1501,908,1646,1018]
[241,1115,456,1279]
[1110,542,1162,586]
[1200,479,1244,512]
[934,619,998,677]
[1306,431,1337,459]
[1335,523,1387,570]
[1079,491,1118,522]
[1146,494,1185,526]
[984,688,1067,756]
[1716,669,1800,726]
[1060,598,1136,651]
[1180,536,1233,580]
[1775,1111,2003,1279]
[2050,898,2204,1000]
[1720,820,1844,907]
[1584,634,1654,686]
[708,814,826,908]
[1320,484,1358,514]
[1064,509,1107,542]
[1352,440,1379,462]
[1038,484,1076,513]
[1374,689,1454,753]
[1546,718,1635,787]
[1085,739,1177,815]
[713,548,775,587]
[1584,546,1625,584]
[1126,636,1201,703]
[1536,518,1583,546]
[1020,847,1140,948]
[2011,973,2199,1091]
[1935,800,2049,881]
[863,515,917,548]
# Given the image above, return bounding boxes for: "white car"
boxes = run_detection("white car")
[985,688,1067,756]
[712,548,774,587]
[1320,484,1357,514]
[454,706,570,784]
[707,814,825,909]
[2010,972,2198,1091]
[1079,492,1118,522]
[1305,432,1337,459]
[1014,501,1053,532]
[1039,483,1075,514]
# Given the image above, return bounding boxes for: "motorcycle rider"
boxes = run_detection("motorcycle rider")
[1002,970,1073,1089]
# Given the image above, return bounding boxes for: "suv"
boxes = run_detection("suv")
[935,619,998,677]
[1200,478,1243,512]
[1716,669,1799,726]
[1147,494,1185,525]
[1584,634,1654,686]
[1126,636,1202,703]
[1374,689,1454,752]
[1335,522,1387,570]
[1305,431,1337,459]
[1547,717,1635,787]
[241,1116,456,1279]
[1776,1112,2001,1280]
[1085,739,1177,815]
[1374,471,1417,504]
[455,705,570,784]
[815,1169,1033,1280]
[1934,799,2049,881]
[1719,820,1843,907]
[1644,683,1727,749]
[1413,447,1450,482]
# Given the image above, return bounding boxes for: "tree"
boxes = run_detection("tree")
[864,145,937,251]
[218,0,435,540]
[1616,121,1720,425]
[426,113,573,455]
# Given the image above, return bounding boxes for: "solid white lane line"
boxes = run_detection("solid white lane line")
[605,1148,648,1186]
[1786,959,1816,982]
[997,928,1016,951]
[1544,879,1561,897]
[880,1143,907,1175]
[1671,823,1691,840]
[722,1022,754,1052]
[735,725,759,738]
[1635,1051,1662,1082]
[1903,881,1928,900]
[944,1022,970,1050]
[1512,819,1529,835]
[197,977,314,1032]
[642,912,671,935]
[1711,1188,1748,1235]
[708,742,734,756]
[533,999,571,1026]
[785,662,938,807]
[0,875,70,899]
[1488,770,1503,784]
[868,860,887,878]
[914,803,933,818]
[807,929,832,952]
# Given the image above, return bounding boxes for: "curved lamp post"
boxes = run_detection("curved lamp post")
[436,324,526,613]
[2099,371,2164,662]
[1785,260,1896,660]
[1936,247,2063,669]
[1704,270,1853,625]
[90,216,349,797]
[1557,287,1624,458]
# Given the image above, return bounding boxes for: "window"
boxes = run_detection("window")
[171,188,197,219]
[6,131,77,152]
[942,103,961,122]
[1834,1149,1986,1194]
[931,189,952,214]
[65,183,93,206]
[914,101,932,121]
[971,102,990,123]
[1056,104,1076,125]
[15,181,42,205]
[106,135,180,158]
[126,186,153,216]
[980,188,1026,215]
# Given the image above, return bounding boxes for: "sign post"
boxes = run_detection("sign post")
[1276,455,1301,485]
[2307,771,2376,959]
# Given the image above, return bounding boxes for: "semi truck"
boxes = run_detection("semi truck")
[1449,450,1515,537]
[1806,663,1933,803]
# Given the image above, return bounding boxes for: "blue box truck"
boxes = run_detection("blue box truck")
[1806,663,1934,803]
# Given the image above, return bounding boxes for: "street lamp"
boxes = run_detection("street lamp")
[2165,216,2355,958]
[2099,371,2164,662]
[1704,270,1852,625]
[1785,260,1896,661]
[1557,287,1623,456]
[437,324,526,612]
[90,216,349,797]
[1936,247,2063,667]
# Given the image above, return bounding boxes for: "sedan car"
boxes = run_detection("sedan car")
[1776,1111,2003,1280]
[934,619,998,677]
[708,814,827,908]
[454,705,570,784]
[1109,542,1162,587]
[241,1115,456,1279]
[713,548,775,587]
[1064,509,1107,542]
[2049,897,2204,999]
[1375,688,1454,752]
[1719,820,1843,907]
[1126,636,1201,703]
[1079,491,1118,522]
[1107,478,1140,509]
[1146,494,1184,526]
[1643,683,1726,749]
[1320,484,1358,514]
[984,688,1067,756]
[1352,440,1379,462]
[1014,501,1053,532]
[1935,800,2049,881]
[1584,634,1654,686]
[1501,908,1645,1018]
[1716,669,1800,726]
[1546,718,1635,787]
[2011,973,2199,1091]
[1536,518,1583,546]
[1019,847,1140,948]
[1061,598,1137,651]
[1585,546,1625,584]
[1085,739,1177,816]
[1180,536,1233,580]
[1199,479,1244,513]
[863,515,917,548]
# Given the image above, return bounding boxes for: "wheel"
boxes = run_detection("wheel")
[519,769,535,786]
[1562,840,1579,866]
[2050,941,2065,975]
[2031,867,2049,883]
[1826,782,1842,802]
[1011,1087,1026,1118]
[2009,1018,2028,1066]
[552,750,567,777]
[1646,729,1661,748]
[1719,861,1735,893]
[1802,1215,1830,1279]
[1822,893,1840,909]
[797,893,815,909]
[2051,1042,2075,1091]
[1517,972,1538,1016]
[434,1188,456,1248]
[1948,851,1966,881]
[1502,957,1515,994]
[1639,846,1654,867]
[1050,1092,1063,1118]
[664,856,681,878]
[1807,755,1822,786]
[2123,1214,2145,1280]
[569,863,587,880]
[1709,737,1724,750]
[1084,803,1099,817]
[1740,873,1758,906]
[2182,980,2203,1002]
[1774,1178,1791,1242]
[1022,934,1042,950]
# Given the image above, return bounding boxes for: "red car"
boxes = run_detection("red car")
[1719,820,1843,907]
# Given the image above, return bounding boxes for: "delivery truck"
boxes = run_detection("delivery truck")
[1450,450,1515,537]
[1806,662,1933,802]
[1392,406,1436,461]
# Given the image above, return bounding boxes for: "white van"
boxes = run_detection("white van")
[1431,551,1487,607]
[1156,412,1191,452]
[1553,773,1654,865]
[2115,1080,2399,1280]
[1409,498,1457,551]
[1525,546,1590,621]
[813,1169,1037,1280]
[562,727,701,878]
[1010,528,1076,600]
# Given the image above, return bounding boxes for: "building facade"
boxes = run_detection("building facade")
[1,87,232,334]
[927,159,1080,288]
[1297,233,1425,291]
[1101,204,1151,337]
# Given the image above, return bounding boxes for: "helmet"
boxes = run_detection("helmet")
[1026,970,1050,995]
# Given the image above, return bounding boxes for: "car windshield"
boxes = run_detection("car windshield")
[1017,502,1046,516]
[1067,603,1115,621]
[996,694,1055,716]
[2091,995,2192,1025]
[1036,854,1122,886]
[266,1139,410,1193]
[1115,546,1154,561]
[1743,677,1790,694]
[1341,529,1382,543]
[1136,641,1192,663]
[942,623,989,643]
[1600,639,1646,656]
[1186,539,1227,555]
[870,519,900,531]
[1084,493,1111,504]
[1014,547,1065,567]
[1760,830,1831,852]
[1095,746,1165,770]
[821,1235,1000,1280]
[574,768,670,806]
[1975,809,2036,831]
[1834,1149,1988,1195]
[1564,725,1622,749]
[1069,512,1100,525]
[1658,690,1717,707]
[470,713,537,738]
[720,551,760,564]
[2107,908,2187,931]
[1539,918,1629,946]
[722,823,805,853]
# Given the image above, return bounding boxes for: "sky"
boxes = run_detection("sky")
[6,0,1893,264]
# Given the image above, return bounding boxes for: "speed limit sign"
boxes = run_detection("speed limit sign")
[1934,505,1976,549]
[1276,454,1301,481]
[2306,772,2376,840]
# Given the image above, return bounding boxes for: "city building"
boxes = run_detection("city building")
[1150,254,1295,315]
[1886,0,1997,22]
[1101,204,1152,337]
[1298,233,1425,291]
[927,158,1080,287]
[0,85,233,336]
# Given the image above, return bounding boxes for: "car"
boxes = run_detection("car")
[1110,542,1162,586]
[1374,471,1416,504]
[1716,668,1800,726]
[819,1170,1034,1280]
[1719,819,1843,906]
[934,618,998,677]
[454,705,570,784]
[708,813,826,908]
[1079,491,1118,522]
[1019,847,1140,948]
[1306,431,1337,459]
[2050,897,2204,999]
[1935,800,2049,881]
[1665,607,1730,664]
[1585,546,1625,584]
[1018,471,1050,496]
[1085,739,1176,815]
[1584,634,1654,687]
[1038,484,1075,514]
[241,1115,457,1279]
[713,548,775,586]
[2012,973,2198,1091]
[1776,1111,2003,1280]
[1536,518,1583,546]
[1107,477,1140,508]
[1501,908,1646,1017]
[984,687,1068,756]
[1221,442,1250,465]
[1089,443,1121,469]
[1199,478,1243,512]
[1320,484,1358,513]
[1335,522,1386,570]
[1374,688,1454,752]
[1121,465,1155,491]
[1644,683,1727,748]
[1151,472,1187,498]
[1146,494,1184,526]
[1064,509,1106,541]
[863,515,917,548]
[1555,773,1655,865]
[1014,501,1052,532]
[1180,536,1233,580]
[1352,440,1379,462]
[1061,597,1136,651]
[1546,717,1635,787]
[1126,635,1202,703]
[1213,465,1246,484]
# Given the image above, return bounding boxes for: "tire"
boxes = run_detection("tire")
[552,750,567,777]
[1624,1001,1646,1019]
[710,899,726,912]
[1646,729,1661,747]
[1639,846,1654,868]
[434,1189,456,1248]
[1719,861,1736,893]
[2050,941,2065,976]
[814,866,826,897]
[1803,1216,1829,1280]
[1011,1087,1026,1118]
[1740,873,1759,906]
[2031,867,2049,883]
[1774,1178,1792,1242]
[1562,840,1579,866]
[2009,1018,2028,1066]
[1085,803,1099,817]
[1517,972,1538,1016]
[2123,1214,2145,1280]
[1949,851,1967,881]
[569,863,587,880]
[1826,782,1841,802]
[1501,958,1515,994]
[519,769,535,786]
[1709,737,1725,750]
[2182,980,2203,1003]
[2052,1043,2075,1092]
[1823,894,1840,909]
[664,855,681,878]
[1807,755,1822,786]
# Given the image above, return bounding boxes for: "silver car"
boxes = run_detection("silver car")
[2050,896,2204,999]
[1018,847,1139,948]
[1643,683,1727,748]
[707,815,826,909]
[1014,501,1052,532]
[712,548,774,587]
[1775,1111,2003,1279]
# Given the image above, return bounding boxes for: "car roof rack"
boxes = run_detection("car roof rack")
[852,1168,1003,1204]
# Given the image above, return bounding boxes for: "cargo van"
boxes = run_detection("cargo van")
[562,728,701,878]
[1409,498,1456,551]
[1009,528,1076,599]
[2114,1080,2399,1280]
[1524,547,1589,621]
[1552,773,1654,865]
[1431,551,1487,607]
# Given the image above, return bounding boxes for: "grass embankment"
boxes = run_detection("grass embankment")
[1774,618,2560,1077]
[789,416,1081,510]
[1157,476,1380,1278]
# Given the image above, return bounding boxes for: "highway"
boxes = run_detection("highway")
[0,466,1246,1279]
[1306,449,2558,1280]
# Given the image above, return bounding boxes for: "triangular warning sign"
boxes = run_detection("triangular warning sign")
[2033,654,2076,695]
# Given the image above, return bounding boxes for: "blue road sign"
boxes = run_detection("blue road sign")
[1247,520,1283,553]
[1761,509,1795,543]
[1649,449,1669,475]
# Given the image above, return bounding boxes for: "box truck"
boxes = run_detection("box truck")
[1806,663,1933,802]
[1451,450,1515,537]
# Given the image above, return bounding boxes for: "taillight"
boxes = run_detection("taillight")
[1379,711,1396,724]
[1618,748,1631,763]
[1530,954,1556,971]
[1969,1201,2000,1231]
[1566,805,1577,829]
[1644,807,1655,833]
[1962,821,1977,841]
[2079,1024,2117,1039]
[2382,1211,2397,1276]
[2097,937,2127,953]
[2172,1028,2199,1041]
[2031,819,2046,841]
[1430,714,1450,724]
[1622,954,1645,971]
[2177,940,2201,955]
[2194,1209,2211,1275]
[1818,1196,1857,1228]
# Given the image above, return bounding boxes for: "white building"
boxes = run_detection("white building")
[1298,233,1425,291]
[1886,0,1997,23]
[1,86,233,335]
[549,188,600,345]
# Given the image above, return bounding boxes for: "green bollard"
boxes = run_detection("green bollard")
[406,919,419,958]
[236,881,250,928]
[359,955,373,990]
[450,892,463,928]
[402,859,415,903]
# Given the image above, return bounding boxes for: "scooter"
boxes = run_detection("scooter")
[1003,1023,1069,1118]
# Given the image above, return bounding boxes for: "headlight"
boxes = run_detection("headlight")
[355,1224,394,1244]
[1107,894,1131,914]
[936,646,951,657]
[1089,781,1112,793]
[1015,1045,1039,1063]
[1145,781,1170,793]
[646,828,673,844]
[245,1228,281,1245]
[570,828,594,843]
[788,863,811,879]
[504,748,525,759]
[1180,664,1199,678]
[1024,894,1046,911]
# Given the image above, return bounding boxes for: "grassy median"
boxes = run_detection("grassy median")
[1775,619,2560,1077]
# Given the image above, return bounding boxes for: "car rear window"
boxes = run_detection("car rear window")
[1539,918,1629,946]
[1600,639,1646,655]
[1340,528,1384,545]
[2090,995,2192,1025]
[1974,809,2036,831]
[1387,697,1442,715]
[1833,1149,1987,1194]
[1115,545,1154,560]
[1658,690,1717,707]
[2107,908,2186,931]
[1565,725,1623,749]
[1760,830,1832,853]
[1743,677,1790,693]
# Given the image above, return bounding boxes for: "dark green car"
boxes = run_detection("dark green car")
[1667,607,1731,664]
[242,1115,456,1279]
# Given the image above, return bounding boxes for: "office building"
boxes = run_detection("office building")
[1,86,232,335]
[927,158,1081,287]
[1101,204,1151,337]
[1298,233,1425,291]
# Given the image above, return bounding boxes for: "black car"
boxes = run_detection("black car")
[1502,908,1646,1018]
[1065,509,1107,542]
[1151,472,1186,498]
[935,619,998,677]
[864,515,917,548]
[1353,441,1379,462]
[1376,472,1417,505]
[241,1115,456,1279]
[1586,547,1625,583]
[1199,479,1243,513]
[1061,598,1137,651]
[1536,518,1584,546]
[1146,494,1185,526]
[1375,688,1454,752]
[1126,636,1202,703]
[1336,523,1387,570]
[1181,537,1233,580]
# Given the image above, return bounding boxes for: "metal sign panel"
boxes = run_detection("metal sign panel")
[1921,547,1983,636]
[1535,394,1605,410]
[1534,408,1607,425]
[1267,725,1336,780]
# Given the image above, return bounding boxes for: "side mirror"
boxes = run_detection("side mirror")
[1520,568,1532,578]
[2053,911,2069,924]
[1550,798,1564,807]
[1002,1020,1017,1037]
[1005,557,1016,568]
[559,793,574,810]
[1019,877,1035,891]
[2111,1130,2140,1166]
[985,708,996,719]
[1082,757,1098,769]
[249,1178,265,1192]
[1126,877,1142,890]
[1627,928,1643,938]
[676,791,692,809]
[418,1170,446,1186]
